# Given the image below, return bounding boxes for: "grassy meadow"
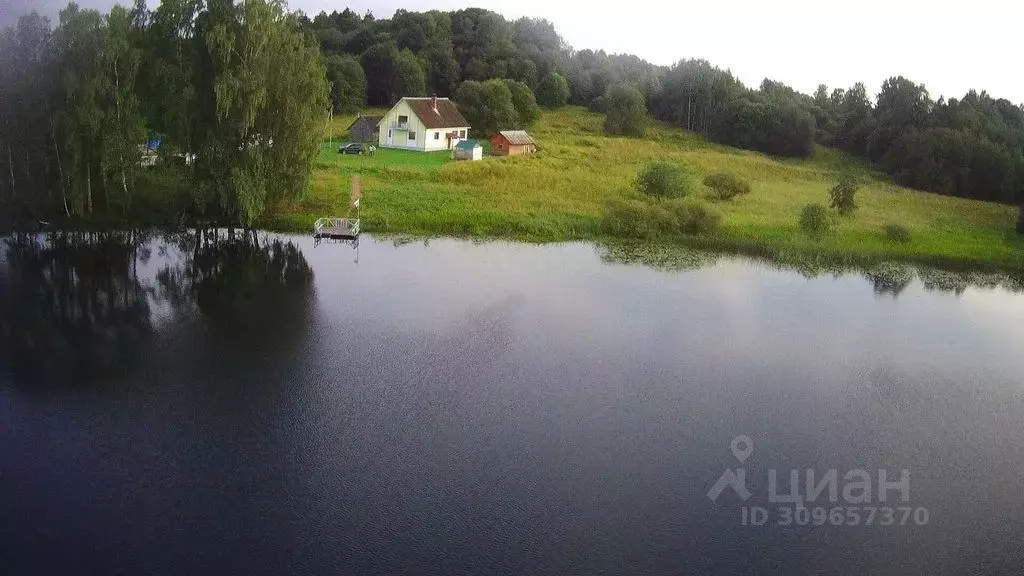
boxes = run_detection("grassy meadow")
[262,107,1024,271]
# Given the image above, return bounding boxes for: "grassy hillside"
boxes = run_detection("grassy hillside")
[263,107,1024,270]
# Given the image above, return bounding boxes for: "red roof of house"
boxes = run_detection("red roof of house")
[403,98,470,129]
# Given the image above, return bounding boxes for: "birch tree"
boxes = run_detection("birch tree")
[199,0,329,226]
[100,6,145,214]
[55,3,106,215]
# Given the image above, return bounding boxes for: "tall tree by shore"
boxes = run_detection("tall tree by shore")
[0,0,328,227]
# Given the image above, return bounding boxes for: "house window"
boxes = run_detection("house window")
[460,130,466,138]
[408,131,416,141]
[398,115,408,125]
[388,130,392,138]
[434,132,439,140]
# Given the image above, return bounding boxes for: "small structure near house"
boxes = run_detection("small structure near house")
[453,139,483,161]
[378,96,471,151]
[138,146,158,167]
[348,114,383,143]
[490,130,537,156]
[139,137,160,167]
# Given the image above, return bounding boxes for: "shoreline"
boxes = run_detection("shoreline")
[7,220,1024,292]
[258,213,1024,276]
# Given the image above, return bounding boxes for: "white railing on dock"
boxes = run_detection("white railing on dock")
[314,217,360,237]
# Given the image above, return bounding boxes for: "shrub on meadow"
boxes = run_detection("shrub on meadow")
[679,198,722,234]
[604,197,656,238]
[883,223,911,243]
[829,176,859,215]
[799,203,832,238]
[637,162,692,199]
[703,172,751,201]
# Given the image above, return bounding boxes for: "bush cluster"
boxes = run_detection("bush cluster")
[703,172,751,201]
[677,197,723,234]
[883,223,911,243]
[636,162,692,199]
[799,203,832,238]
[604,197,656,238]
[603,196,721,238]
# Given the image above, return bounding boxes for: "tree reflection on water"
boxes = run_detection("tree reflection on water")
[0,232,153,385]
[155,229,313,327]
[598,239,1024,297]
[0,230,313,387]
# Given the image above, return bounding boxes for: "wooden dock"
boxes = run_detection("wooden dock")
[314,217,360,239]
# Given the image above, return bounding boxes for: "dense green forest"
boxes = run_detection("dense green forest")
[0,0,328,228]
[2,3,1024,231]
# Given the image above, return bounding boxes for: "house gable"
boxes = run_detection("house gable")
[347,115,383,143]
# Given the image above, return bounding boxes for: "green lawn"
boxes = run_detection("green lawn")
[317,144,453,170]
[262,107,1024,271]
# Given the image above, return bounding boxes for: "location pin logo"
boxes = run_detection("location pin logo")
[730,435,754,464]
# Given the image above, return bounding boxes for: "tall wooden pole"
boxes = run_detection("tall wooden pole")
[350,172,361,221]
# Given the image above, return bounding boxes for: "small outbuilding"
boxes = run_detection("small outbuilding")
[490,130,537,156]
[453,139,483,161]
[347,114,384,143]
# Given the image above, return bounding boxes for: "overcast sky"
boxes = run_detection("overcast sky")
[7,0,1024,105]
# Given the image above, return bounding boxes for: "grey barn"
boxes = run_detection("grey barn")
[347,115,383,143]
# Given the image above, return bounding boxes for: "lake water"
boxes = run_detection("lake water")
[2,232,1024,575]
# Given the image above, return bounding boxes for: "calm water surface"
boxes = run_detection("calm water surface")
[2,232,1023,575]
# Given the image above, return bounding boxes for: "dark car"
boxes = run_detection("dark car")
[338,142,365,155]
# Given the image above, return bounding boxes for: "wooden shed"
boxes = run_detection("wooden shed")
[347,114,383,143]
[453,139,483,161]
[490,130,537,156]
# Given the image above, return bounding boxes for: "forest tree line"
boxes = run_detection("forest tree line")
[2,3,1024,230]
[0,0,328,227]
[304,7,1024,213]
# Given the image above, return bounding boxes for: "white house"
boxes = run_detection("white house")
[377,96,471,152]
